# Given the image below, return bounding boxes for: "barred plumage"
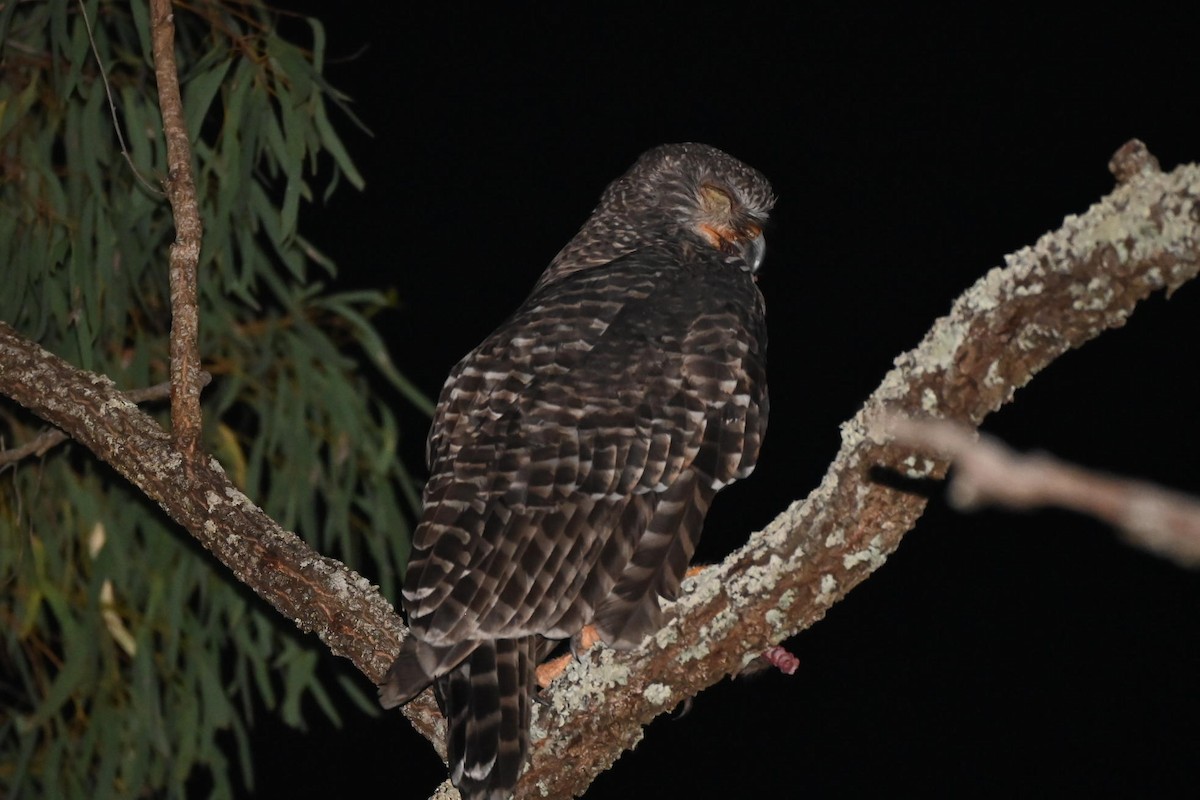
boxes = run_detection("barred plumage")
[381,143,774,799]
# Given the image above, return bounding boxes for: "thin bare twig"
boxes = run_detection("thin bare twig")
[148,0,204,463]
[0,429,71,467]
[0,374,211,467]
[882,415,1200,567]
[76,0,164,196]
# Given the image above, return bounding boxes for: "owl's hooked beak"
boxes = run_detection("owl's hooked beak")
[740,232,766,274]
[698,222,767,273]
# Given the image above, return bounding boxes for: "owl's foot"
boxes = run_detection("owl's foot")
[535,624,601,688]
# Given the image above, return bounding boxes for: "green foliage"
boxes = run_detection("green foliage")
[0,2,422,797]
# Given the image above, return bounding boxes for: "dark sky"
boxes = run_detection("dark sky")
[250,6,1200,798]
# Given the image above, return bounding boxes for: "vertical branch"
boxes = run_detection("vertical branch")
[149,0,204,462]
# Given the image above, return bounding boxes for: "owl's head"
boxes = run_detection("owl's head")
[604,143,775,272]
[542,143,775,288]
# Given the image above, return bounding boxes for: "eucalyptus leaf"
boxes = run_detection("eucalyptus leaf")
[0,3,421,797]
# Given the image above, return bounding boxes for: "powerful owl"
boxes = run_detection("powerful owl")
[380,143,774,799]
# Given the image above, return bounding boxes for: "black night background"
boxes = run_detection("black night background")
[244,6,1200,797]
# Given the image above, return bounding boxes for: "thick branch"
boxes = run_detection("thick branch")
[509,141,1200,798]
[883,416,1200,567]
[0,322,444,747]
[149,0,204,461]
[0,376,209,466]
[2,138,1197,799]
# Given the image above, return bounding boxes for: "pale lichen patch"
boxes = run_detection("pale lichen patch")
[815,573,838,605]
[967,267,1004,312]
[917,316,968,373]
[538,647,632,729]
[654,624,679,648]
[99,396,135,414]
[703,606,739,639]
[1073,276,1115,311]
[672,561,724,614]
[677,641,710,664]
[643,683,672,706]
[777,589,797,611]
[839,414,869,451]
[842,535,887,571]
[732,555,782,597]
[983,360,1004,388]
[901,454,935,479]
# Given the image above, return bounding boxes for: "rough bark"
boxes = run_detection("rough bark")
[508,140,1200,798]
[0,323,444,748]
[149,0,204,462]
[1,141,1197,799]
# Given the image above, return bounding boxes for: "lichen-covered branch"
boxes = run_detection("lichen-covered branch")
[508,140,1200,799]
[1,140,1196,800]
[0,321,444,746]
[0,375,208,466]
[882,415,1200,567]
[149,0,204,461]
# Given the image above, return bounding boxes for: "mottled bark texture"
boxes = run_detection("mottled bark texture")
[0,322,444,748]
[0,142,1197,800]
[149,0,204,462]
[0,376,193,465]
[507,141,1200,799]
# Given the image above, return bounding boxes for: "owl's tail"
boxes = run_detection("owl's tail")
[436,636,538,800]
